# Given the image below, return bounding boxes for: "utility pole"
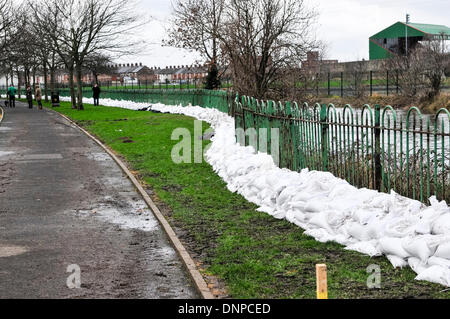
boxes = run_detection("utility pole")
[405,13,410,57]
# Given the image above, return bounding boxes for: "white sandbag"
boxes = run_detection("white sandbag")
[379,237,411,258]
[304,228,334,243]
[430,196,450,214]
[423,234,450,252]
[347,223,371,241]
[256,206,275,216]
[352,209,376,225]
[366,221,385,240]
[345,241,382,257]
[415,265,450,287]
[434,241,450,259]
[304,200,328,213]
[408,257,428,275]
[276,187,296,207]
[414,219,432,235]
[383,218,418,238]
[402,238,433,263]
[271,209,287,220]
[406,200,424,216]
[288,201,306,212]
[290,192,311,203]
[328,184,354,199]
[386,255,408,268]
[326,210,347,228]
[309,212,334,234]
[428,256,450,268]
[368,193,391,209]
[286,210,306,224]
[431,214,450,235]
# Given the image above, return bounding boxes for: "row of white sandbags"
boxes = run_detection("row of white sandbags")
[64,96,450,287]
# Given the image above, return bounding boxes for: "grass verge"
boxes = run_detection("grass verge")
[33,99,450,299]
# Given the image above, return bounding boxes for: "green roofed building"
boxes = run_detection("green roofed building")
[369,22,450,60]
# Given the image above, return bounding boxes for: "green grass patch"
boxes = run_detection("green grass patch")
[33,98,450,299]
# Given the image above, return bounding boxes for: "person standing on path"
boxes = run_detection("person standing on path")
[26,85,33,109]
[35,85,43,110]
[7,85,16,108]
[92,83,101,106]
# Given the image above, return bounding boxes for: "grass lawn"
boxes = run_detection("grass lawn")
[31,99,450,299]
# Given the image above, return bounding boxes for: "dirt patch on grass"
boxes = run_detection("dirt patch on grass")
[115,136,135,143]
[162,184,184,192]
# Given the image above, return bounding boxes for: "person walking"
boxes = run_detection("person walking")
[26,85,33,109]
[35,85,43,110]
[92,83,101,106]
[7,85,16,108]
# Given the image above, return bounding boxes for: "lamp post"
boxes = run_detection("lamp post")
[405,13,410,57]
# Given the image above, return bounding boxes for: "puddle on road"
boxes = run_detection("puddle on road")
[74,201,159,232]
[87,152,113,162]
[0,245,28,258]
[0,151,14,158]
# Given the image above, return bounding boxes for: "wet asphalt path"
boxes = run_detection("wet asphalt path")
[0,102,198,299]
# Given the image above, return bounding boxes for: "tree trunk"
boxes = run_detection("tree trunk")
[43,62,49,102]
[93,72,99,85]
[16,70,21,98]
[50,67,55,93]
[75,63,84,110]
[50,52,56,93]
[32,69,36,93]
[68,66,77,109]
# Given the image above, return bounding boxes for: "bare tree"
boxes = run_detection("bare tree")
[421,33,449,98]
[168,0,225,61]
[0,0,13,55]
[83,53,113,85]
[0,0,16,87]
[344,60,368,99]
[31,0,77,107]
[220,0,320,99]
[383,48,426,98]
[31,0,145,110]
[167,0,226,87]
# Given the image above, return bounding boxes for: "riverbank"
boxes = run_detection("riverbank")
[305,93,450,113]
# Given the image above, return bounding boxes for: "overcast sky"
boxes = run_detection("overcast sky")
[120,0,450,68]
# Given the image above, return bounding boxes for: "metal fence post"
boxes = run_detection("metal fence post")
[340,72,344,97]
[396,70,399,94]
[374,104,382,191]
[320,104,328,171]
[316,73,319,97]
[327,72,331,96]
[386,70,389,96]
[370,71,373,97]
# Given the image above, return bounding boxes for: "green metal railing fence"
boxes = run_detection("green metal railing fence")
[58,88,449,204]
[58,88,232,115]
[234,96,450,204]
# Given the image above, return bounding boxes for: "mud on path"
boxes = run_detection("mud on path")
[0,102,198,299]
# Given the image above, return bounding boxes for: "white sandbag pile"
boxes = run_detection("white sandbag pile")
[67,96,450,288]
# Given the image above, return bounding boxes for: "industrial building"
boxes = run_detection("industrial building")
[369,21,450,60]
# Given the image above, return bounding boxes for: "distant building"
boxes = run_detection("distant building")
[301,51,338,72]
[101,63,154,84]
[154,65,208,84]
[369,22,450,60]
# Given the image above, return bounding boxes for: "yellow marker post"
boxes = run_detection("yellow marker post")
[316,264,328,299]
